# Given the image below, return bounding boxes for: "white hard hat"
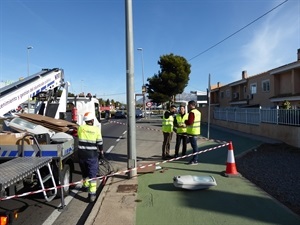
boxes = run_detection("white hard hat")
[83,112,94,122]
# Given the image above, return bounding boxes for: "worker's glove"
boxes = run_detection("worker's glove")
[98,150,104,160]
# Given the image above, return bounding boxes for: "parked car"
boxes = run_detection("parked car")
[135,109,144,118]
[143,110,153,115]
[114,111,127,119]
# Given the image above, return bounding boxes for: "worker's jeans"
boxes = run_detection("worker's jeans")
[175,133,187,156]
[189,135,198,162]
[162,132,173,157]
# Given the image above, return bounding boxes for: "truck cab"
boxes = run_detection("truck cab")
[65,95,101,130]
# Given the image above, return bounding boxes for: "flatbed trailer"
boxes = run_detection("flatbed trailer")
[0,157,56,201]
[0,134,76,203]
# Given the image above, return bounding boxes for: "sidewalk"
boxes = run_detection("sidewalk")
[85,118,300,225]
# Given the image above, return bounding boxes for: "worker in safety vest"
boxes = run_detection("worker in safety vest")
[78,112,103,202]
[174,105,188,158]
[184,100,201,165]
[162,104,177,160]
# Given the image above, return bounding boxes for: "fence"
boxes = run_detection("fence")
[214,107,300,126]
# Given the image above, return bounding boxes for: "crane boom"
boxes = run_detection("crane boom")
[0,68,65,117]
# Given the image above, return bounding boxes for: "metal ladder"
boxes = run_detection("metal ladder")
[35,161,57,202]
[21,134,57,202]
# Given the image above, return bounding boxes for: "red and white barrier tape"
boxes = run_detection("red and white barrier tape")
[119,142,229,174]
[108,120,227,144]
[0,142,229,201]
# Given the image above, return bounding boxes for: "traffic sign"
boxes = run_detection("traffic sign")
[146,102,152,107]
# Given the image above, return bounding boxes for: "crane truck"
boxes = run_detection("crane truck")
[0,68,101,127]
[0,68,102,223]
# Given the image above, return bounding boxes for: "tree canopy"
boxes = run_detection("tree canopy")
[146,53,191,104]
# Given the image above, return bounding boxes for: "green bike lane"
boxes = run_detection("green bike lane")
[135,124,300,225]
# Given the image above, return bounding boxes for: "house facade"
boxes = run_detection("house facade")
[210,49,300,109]
[202,49,300,148]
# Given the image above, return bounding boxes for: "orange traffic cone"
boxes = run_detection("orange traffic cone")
[222,141,240,177]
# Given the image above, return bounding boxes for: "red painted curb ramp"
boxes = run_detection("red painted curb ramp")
[222,141,241,177]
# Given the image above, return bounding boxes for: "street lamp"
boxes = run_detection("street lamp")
[27,46,33,77]
[137,48,146,112]
[27,46,33,112]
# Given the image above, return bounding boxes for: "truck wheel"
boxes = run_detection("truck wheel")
[57,164,72,198]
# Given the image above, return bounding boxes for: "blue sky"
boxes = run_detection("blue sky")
[0,0,299,103]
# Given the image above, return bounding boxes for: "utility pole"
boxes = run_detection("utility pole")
[207,74,211,139]
[125,0,137,178]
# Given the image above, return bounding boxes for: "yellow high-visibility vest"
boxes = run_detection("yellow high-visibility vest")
[186,109,201,135]
[162,111,174,133]
[176,113,188,134]
[78,124,103,151]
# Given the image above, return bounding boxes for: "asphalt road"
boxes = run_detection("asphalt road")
[0,118,128,225]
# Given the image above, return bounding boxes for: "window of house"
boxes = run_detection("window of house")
[220,91,224,99]
[244,86,247,93]
[262,79,270,92]
[250,83,257,94]
[226,89,230,98]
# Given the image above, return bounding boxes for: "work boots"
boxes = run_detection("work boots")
[89,193,97,203]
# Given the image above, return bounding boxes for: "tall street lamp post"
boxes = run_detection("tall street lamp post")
[27,46,33,77]
[137,48,146,112]
[27,46,33,112]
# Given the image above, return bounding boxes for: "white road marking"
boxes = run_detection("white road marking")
[42,183,81,225]
[106,146,114,154]
[116,131,127,142]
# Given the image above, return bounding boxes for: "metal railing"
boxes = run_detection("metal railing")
[214,107,300,126]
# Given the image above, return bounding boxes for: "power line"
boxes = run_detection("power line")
[188,0,289,61]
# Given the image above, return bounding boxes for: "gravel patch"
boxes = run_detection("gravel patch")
[236,143,300,216]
